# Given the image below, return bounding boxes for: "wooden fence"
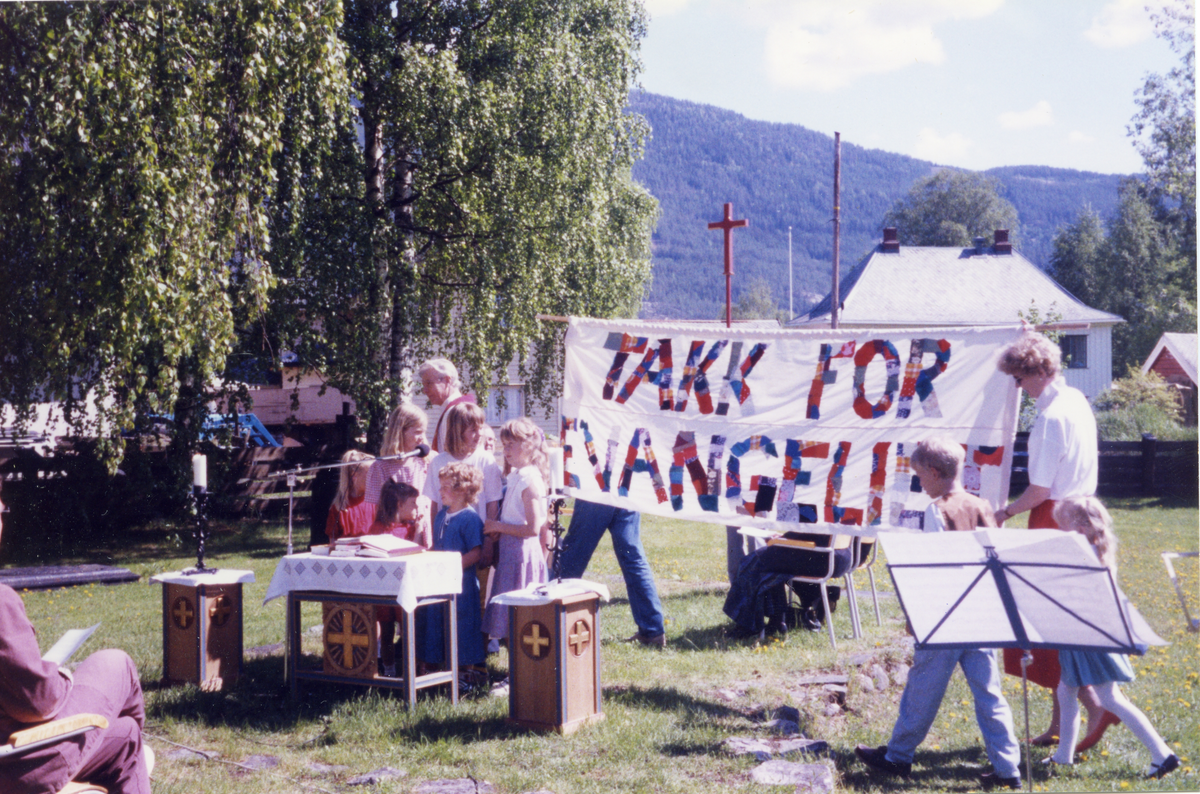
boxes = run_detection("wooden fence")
[1011,432,1198,500]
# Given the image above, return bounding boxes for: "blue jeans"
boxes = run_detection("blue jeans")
[886,648,1021,778]
[559,500,666,637]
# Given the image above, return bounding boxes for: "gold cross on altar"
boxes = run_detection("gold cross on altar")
[522,622,550,658]
[208,595,232,627]
[172,597,194,630]
[327,609,369,662]
[569,620,590,656]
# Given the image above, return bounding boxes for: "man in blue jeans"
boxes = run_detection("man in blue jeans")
[558,499,667,648]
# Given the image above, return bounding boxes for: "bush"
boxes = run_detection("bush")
[1094,367,1181,413]
[1095,402,1198,441]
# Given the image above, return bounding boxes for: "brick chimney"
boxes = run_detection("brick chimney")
[994,228,1012,254]
[881,227,900,253]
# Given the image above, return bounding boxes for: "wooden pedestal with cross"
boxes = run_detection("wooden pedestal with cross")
[161,576,248,690]
[506,591,602,734]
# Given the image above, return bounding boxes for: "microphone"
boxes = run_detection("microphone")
[384,443,430,461]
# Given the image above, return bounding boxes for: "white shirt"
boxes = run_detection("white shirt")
[423,449,503,518]
[1027,376,1098,499]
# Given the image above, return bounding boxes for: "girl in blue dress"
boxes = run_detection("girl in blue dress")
[1046,496,1178,779]
[418,461,486,677]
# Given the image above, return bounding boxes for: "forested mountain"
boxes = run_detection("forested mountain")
[630,92,1129,320]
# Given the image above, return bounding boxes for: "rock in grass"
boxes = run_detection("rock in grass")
[772,705,802,724]
[246,642,284,658]
[348,767,406,785]
[870,665,890,691]
[307,761,350,775]
[750,760,834,791]
[775,738,829,756]
[763,718,800,735]
[413,779,495,794]
[724,736,774,760]
[891,663,910,687]
[166,747,218,762]
[855,673,875,693]
[822,703,841,718]
[239,755,280,770]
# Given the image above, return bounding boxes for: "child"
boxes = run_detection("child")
[370,480,420,678]
[1046,496,1178,779]
[325,450,375,542]
[365,402,430,544]
[423,402,503,522]
[417,462,486,679]
[369,480,420,541]
[857,437,1021,789]
[481,418,549,645]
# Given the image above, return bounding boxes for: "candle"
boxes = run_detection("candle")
[548,447,564,494]
[192,453,207,490]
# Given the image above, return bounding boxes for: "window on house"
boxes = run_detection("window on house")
[1061,335,1088,369]
[485,386,525,425]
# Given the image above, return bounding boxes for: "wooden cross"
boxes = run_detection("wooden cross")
[569,620,591,656]
[208,595,232,627]
[172,597,194,630]
[327,609,369,664]
[708,202,748,328]
[522,622,551,658]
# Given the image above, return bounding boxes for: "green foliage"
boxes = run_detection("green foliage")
[1129,0,1196,274]
[0,1,347,467]
[721,276,785,323]
[267,0,657,443]
[1094,368,1195,441]
[884,170,1019,248]
[1049,206,1106,307]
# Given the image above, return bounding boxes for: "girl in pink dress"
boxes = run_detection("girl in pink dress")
[481,418,549,642]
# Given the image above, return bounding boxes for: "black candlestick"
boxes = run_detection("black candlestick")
[183,486,217,575]
[548,495,568,581]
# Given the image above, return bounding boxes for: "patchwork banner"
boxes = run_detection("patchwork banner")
[560,319,1023,535]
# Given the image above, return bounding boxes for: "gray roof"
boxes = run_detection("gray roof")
[1143,332,1198,384]
[790,244,1124,327]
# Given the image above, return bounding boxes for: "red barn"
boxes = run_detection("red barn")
[1142,332,1198,426]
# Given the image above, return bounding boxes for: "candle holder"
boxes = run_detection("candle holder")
[182,485,217,575]
[547,494,568,581]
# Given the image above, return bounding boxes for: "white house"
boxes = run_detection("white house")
[788,228,1125,399]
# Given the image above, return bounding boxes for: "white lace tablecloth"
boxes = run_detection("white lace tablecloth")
[263,552,462,613]
[151,569,256,587]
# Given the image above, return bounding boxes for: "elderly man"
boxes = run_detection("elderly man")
[418,357,493,453]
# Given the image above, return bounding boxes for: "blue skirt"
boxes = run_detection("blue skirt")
[1058,648,1135,687]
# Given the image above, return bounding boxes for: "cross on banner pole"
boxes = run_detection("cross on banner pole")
[708,202,748,328]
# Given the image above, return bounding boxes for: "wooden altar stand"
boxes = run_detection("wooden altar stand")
[492,580,608,735]
[151,569,255,690]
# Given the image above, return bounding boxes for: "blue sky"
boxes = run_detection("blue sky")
[639,0,1181,174]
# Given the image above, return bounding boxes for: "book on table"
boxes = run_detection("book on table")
[355,534,423,557]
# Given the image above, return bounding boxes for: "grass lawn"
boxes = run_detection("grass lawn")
[12,496,1198,793]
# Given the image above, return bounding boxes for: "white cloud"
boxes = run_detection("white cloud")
[1083,0,1154,48]
[912,127,972,163]
[756,0,1004,92]
[1068,130,1096,144]
[998,100,1054,130]
[644,0,696,18]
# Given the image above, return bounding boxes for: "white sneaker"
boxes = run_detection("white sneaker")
[489,677,510,697]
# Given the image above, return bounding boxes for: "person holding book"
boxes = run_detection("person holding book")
[417,462,487,683]
[325,450,376,542]
[0,491,154,794]
[856,436,1021,790]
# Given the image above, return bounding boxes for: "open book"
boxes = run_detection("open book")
[42,623,100,666]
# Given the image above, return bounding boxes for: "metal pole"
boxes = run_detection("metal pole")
[832,132,841,330]
[788,226,793,318]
